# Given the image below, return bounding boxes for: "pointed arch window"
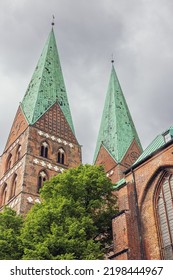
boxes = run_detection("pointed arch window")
[40,142,48,158]
[57,148,65,165]
[37,170,48,192]
[16,145,21,162]
[10,174,17,199]
[6,153,12,172]
[156,172,173,259]
[0,183,7,207]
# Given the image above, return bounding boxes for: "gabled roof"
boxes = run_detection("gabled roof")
[93,65,142,163]
[113,127,173,188]
[21,28,75,134]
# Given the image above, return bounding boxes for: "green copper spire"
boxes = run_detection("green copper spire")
[93,64,142,163]
[21,28,75,133]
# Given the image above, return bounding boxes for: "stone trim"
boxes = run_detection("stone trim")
[37,130,74,148]
[33,157,65,173]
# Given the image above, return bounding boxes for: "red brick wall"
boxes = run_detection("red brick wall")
[0,105,82,215]
[112,212,128,254]
[112,183,141,259]
[112,142,173,259]
[95,140,142,184]
[4,106,28,151]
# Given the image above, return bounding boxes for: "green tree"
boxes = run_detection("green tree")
[21,164,118,259]
[0,207,23,259]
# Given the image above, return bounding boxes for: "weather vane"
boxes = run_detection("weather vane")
[111,54,114,64]
[51,15,55,26]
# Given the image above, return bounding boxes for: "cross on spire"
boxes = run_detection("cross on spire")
[21,28,75,134]
[111,54,114,64]
[51,15,55,26]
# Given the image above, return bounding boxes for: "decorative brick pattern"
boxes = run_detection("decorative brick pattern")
[0,29,82,218]
[33,157,64,173]
[106,170,114,177]
[34,103,78,144]
[37,129,74,148]
[27,196,41,204]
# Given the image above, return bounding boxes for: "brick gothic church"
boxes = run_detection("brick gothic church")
[0,27,173,260]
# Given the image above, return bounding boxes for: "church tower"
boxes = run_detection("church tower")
[93,63,142,183]
[0,27,81,214]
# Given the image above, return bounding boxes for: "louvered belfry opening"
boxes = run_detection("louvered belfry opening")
[157,172,173,259]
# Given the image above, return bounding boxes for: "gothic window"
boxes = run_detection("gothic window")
[10,174,17,199]
[156,173,173,259]
[37,170,48,192]
[16,145,21,162]
[57,148,65,165]
[0,183,7,206]
[6,153,12,172]
[40,142,49,158]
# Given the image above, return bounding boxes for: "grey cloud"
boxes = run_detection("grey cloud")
[0,0,173,163]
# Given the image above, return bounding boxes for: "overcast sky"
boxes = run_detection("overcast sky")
[1,0,173,163]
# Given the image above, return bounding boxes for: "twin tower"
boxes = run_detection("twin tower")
[0,27,142,214]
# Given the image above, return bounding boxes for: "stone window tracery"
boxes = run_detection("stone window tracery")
[37,170,48,192]
[156,172,173,259]
[40,141,48,158]
[57,148,65,165]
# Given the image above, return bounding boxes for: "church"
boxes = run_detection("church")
[0,25,173,260]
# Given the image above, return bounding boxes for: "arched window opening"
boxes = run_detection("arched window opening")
[57,148,65,165]
[40,142,48,158]
[6,154,12,172]
[16,145,21,161]
[37,170,48,192]
[1,183,7,206]
[157,173,173,259]
[10,174,17,199]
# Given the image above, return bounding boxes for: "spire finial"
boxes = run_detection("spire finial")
[111,54,114,64]
[51,15,55,27]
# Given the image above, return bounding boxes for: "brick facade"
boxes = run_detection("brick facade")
[0,106,81,215]
[95,139,141,184]
[1,27,172,260]
[111,140,173,259]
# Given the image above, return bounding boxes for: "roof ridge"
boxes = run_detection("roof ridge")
[31,31,51,123]
[133,125,173,166]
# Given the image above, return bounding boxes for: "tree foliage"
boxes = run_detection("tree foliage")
[21,164,118,260]
[0,207,23,259]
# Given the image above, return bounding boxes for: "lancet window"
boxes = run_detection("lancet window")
[6,153,12,172]
[10,174,17,199]
[156,172,173,259]
[0,183,7,206]
[16,145,21,162]
[40,142,49,158]
[57,148,65,165]
[37,170,48,192]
